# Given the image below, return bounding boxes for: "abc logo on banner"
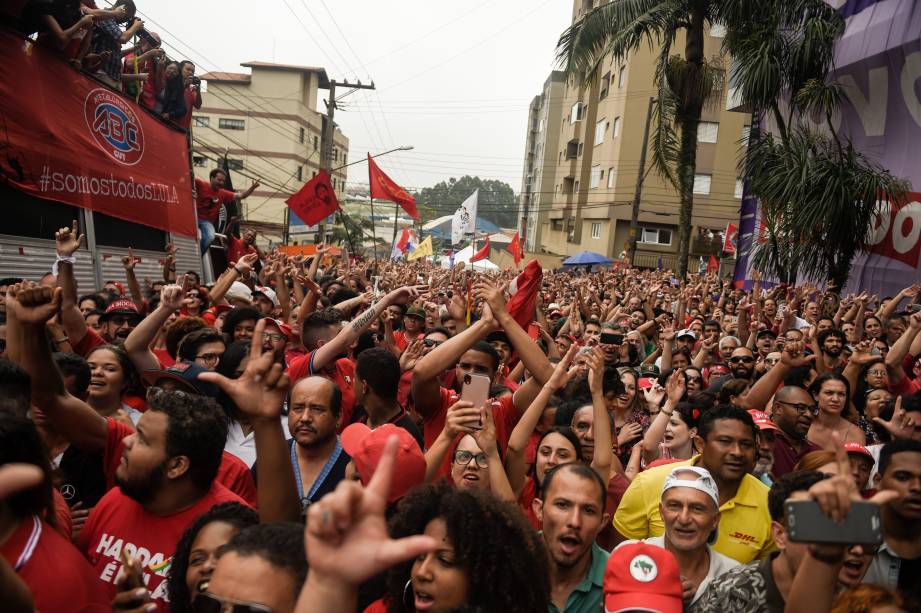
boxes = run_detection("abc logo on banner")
[83,88,145,165]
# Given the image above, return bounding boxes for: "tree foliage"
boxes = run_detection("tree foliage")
[415,176,518,229]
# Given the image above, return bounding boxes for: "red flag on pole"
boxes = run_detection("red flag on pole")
[285,170,339,227]
[707,255,720,274]
[723,223,739,255]
[368,153,418,220]
[396,227,411,253]
[509,232,523,266]
[470,236,491,262]
[506,260,543,329]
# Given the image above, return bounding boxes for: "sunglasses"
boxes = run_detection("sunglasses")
[729,356,756,364]
[423,338,444,348]
[193,593,273,613]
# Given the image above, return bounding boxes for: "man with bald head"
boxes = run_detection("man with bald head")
[253,375,349,515]
[769,385,821,478]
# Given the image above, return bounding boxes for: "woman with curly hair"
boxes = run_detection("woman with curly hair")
[85,345,145,426]
[370,481,550,613]
[165,501,258,613]
[831,583,908,613]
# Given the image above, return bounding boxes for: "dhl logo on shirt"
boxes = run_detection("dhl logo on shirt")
[729,531,759,545]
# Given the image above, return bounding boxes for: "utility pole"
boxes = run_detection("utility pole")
[317,78,375,245]
[628,96,655,267]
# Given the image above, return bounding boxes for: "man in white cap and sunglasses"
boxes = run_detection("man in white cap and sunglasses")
[618,466,738,606]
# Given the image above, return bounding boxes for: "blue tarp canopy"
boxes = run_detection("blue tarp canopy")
[562,250,614,266]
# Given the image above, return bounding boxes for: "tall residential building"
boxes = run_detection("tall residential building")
[519,71,565,252]
[194,61,349,244]
[539,0,748,268]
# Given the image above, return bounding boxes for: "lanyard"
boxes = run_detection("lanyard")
[14,516,42,571]
[291,439,343,510]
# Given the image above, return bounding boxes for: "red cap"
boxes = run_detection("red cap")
[341,423,425,504]
[748,410,780,432]
[265,318,293,339]
[604,542,683,613]
[844,442,873,461]
[100,298,140,320]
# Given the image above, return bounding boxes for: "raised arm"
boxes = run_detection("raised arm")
[9,285,107,453]
[123,285,184,372]
[208,253,258,305]
[235,180,260,200]
[585,347,613,483]
[200,320,300,522]
[120,248,145,311]
[53,222,89,346]
[885,312,921,385]
[740,341,811,411]
[641,371,684,464]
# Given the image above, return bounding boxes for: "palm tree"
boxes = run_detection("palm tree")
[557,0,724,278]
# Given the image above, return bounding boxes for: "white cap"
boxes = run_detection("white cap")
[254,286,279,307]
[225,282,253,304]
[661,466,719,509]
[547,302,561,311]
[676,329,696,340]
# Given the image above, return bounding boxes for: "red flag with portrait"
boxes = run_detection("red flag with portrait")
[368,154,418,219]
[285,170,338,226]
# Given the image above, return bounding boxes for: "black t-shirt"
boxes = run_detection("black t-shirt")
[56,445,107,509]
[898,555,921,604]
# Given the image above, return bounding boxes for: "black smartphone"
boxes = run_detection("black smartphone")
[785,500,882,546]
[600,332,624,345]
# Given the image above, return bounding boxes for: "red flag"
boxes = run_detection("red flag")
[506,260,543,329]
[470,236,491,262]
[368,154,418,220]
[509,232,523,266]
[723,223,739,254]
[285,170,339,227]
[396,227,411,252]
[707,255,720,274]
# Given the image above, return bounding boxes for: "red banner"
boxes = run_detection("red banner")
[285,170,339,226]
[0,30,196,236]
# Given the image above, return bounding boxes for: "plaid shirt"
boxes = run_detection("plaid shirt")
[92,19,124,81]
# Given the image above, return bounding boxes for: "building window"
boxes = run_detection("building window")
[693,174,712,194]
[613,116,621,138]
[698,121,719,143]
[590,165,602,188]
[567,217,577,242]
[570,101,584,123]
[641,228,673,245]
[574,180,580,195]
[299,127,305,144]
[218,118,245,130]
[297,166,303,182]
[193,116,209,128]
[566,140,579,160]
[599,72,610,100]
[192,155,207,167]
[591,222,601,239]
[594,119,606,145]
[618,66,626,88]
[551,219,563,231]
[607,167,616,188]
[226,159,244,170]
[735,179,744,199]
[578,143,584,157]
[313,135,319,150]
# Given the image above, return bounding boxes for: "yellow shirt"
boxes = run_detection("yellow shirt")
[612,456,777,564]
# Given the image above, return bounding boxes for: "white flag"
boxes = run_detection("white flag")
[451,189,478,245]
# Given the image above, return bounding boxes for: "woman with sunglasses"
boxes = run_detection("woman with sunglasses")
[181,285,209,318]
[164,502,258,613]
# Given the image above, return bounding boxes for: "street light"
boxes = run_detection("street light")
[331,145,413,172]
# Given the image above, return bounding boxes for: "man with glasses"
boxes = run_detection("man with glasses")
[175,328,225,371]
[768,386,821,478]
[708,346,757,395]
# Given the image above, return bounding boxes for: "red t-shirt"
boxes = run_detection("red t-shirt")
[194,177,235,224]
[425,387,521,478]
[103,417,257,507]
[287,351,356,429]
[72,327,107,358]
[77,482,244,610]
[518,477,540,530]
[226,235,257,265]
[152,348,175,368]
[2,516,110,613]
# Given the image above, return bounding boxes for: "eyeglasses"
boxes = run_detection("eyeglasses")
[453,449,488,469]
[423,338,444,348]
[775,400,819,416]
[262,333,286,343]
[195,353,222,365]
[866,369,887,377]
[193,593,273,613]
[685,375,702,383]
[729,356,756,364]
[187,293,202,299]
[108,316,137,326]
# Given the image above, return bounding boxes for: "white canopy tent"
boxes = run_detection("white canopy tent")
[439,245,499,271]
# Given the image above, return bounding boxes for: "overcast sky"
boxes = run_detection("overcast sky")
[138,0,574,193]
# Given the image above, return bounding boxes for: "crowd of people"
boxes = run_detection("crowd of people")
[13,0,202,128]
[0,215,919,613]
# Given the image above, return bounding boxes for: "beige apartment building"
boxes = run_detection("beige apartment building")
[193,61,349,245]
[537,0,749,268]
[519,71,566,253]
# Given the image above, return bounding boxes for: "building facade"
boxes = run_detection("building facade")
[538,0,748,269]
[519,71,565,253]
[194,61,349,244]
